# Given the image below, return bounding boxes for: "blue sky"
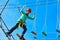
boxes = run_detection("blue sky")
[0,0,60,40]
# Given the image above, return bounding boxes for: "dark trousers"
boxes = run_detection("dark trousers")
[7,22,27,36]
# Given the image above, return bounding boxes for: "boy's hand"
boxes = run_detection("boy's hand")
[23,5,26,9]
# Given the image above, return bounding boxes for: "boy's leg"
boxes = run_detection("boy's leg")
[7,23,19,35]
[21,23,27,38]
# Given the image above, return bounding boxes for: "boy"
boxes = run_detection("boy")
[7,6,35,39]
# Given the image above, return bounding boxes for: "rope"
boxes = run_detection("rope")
[33,0,38,40]
[0,2,60,9]
[0,0,15,40]
[0,0,9,15]
[17,4,20,14]
[56,0,60,39]
[42,0,48,36]
[33,0,37,34]
[31,1,37,39]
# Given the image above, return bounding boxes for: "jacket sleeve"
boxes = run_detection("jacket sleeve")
[28,15,35,20]
[19,8,25,14]
[20,11,25,14]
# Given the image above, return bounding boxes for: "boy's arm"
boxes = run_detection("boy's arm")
[28,16,35,20]
[28,13,36,20]
[17,5,25,14]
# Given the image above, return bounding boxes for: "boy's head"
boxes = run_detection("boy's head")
[26,8,31,14]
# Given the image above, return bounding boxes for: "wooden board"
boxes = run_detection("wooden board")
[16,33,25,40]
